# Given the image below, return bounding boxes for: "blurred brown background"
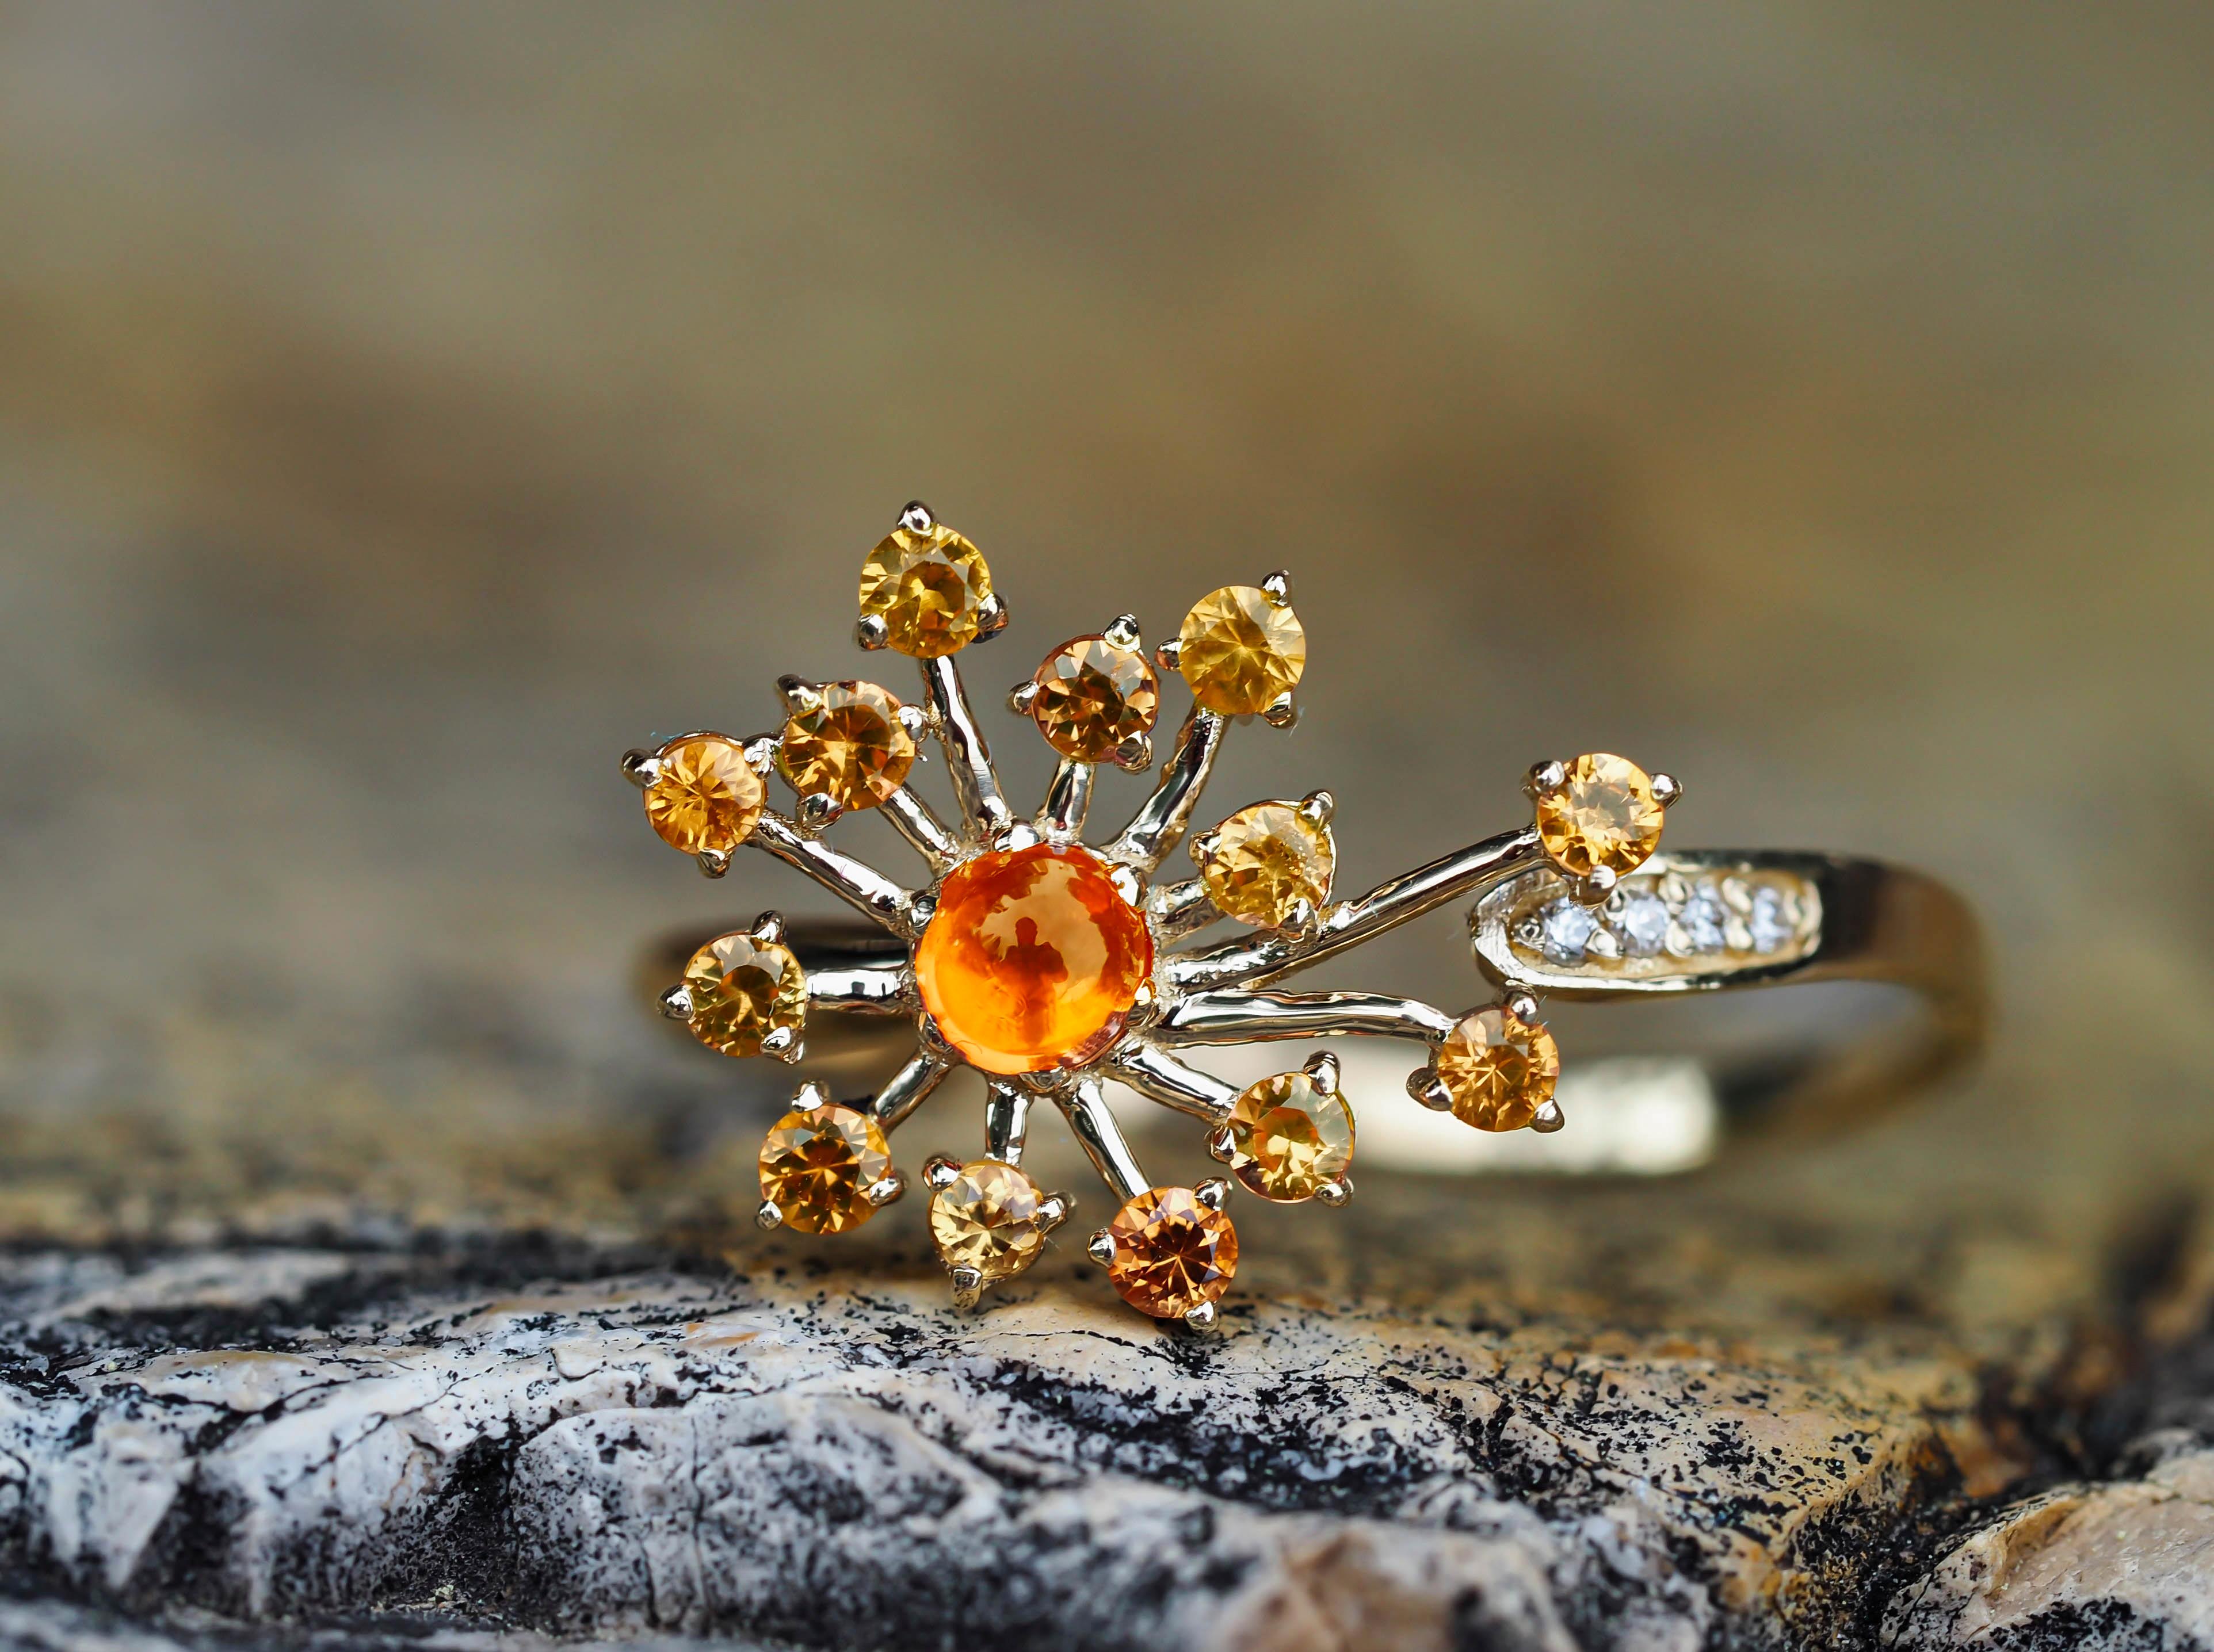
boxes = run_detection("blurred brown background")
[0,3,2209,1275]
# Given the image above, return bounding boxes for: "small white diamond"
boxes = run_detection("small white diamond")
[1538,898,1597,963]
[1674,886,1727,954]
[1748,887,1792,953]
[1617,894,1670,957]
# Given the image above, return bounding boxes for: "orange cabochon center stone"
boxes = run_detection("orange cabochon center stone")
[915,844,1154,1075]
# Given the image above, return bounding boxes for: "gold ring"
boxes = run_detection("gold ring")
[620,502,1986,1325]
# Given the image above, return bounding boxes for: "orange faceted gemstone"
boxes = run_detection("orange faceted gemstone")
[1534,753,1665,878]
[776,680,916,810]
[858,523,993,658]
[1437,1006,1560,1131]
[682,932,805,1057]
[643,733,762,855]
[1029,636,1159,761]
[1105,1187,1238,1318]
[1177,585,1305,716]
[914,844,1152,1075]
[758,1103,891,1236]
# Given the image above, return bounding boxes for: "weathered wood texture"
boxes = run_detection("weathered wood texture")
[1,6,2212,1649]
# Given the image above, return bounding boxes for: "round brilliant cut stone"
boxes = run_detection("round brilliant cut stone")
[1617,893,1671,957]
[1436,1006,1560,1132]
[1749,886,1792,953]
[1674,885,1727,954]
[1105,1187,1239,1318]
[928,1158,1051,1282]
[1196,801,1334,928]
[682,932,806,1057]
[1536,897,1598,963]
[758,1103,891,1236]
[643,733,762,855]
[1177,586,1305,716]
[1030,636,1159,761]
[914,843,1153,1075]
[858,523,993,657]
[1534,753,1666,878]
[1226,1072,1353,1202]
[777,681,915,810]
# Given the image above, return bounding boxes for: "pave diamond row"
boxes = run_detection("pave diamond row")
[1514,870,1816,969]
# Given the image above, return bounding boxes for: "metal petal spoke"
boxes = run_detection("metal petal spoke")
[750,815,926,936]
[1155,989,1455,1045]
[1144,877,1220,943]
[1037,757,1092,841]
[1056,1079,1150,1202]
[872,1051,955,1132]
[804,965,917,1015]
[1105,705,1226,872]
[984,1081,1032,1164]
[921,656,1012,840]
[1161,825,1542,992]
[881,786,961,873]
[1104,1042,1238,1124]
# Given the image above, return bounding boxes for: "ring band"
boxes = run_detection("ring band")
[619,500,1988,1322]
[1469,849,1984,1148]
[643,850,1984,1157]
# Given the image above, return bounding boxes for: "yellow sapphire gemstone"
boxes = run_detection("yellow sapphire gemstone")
[759,1103,891,1236]
[1177,585,1304,716]
[643,733,762,855]
[682,932,806,1058]
[1437,1006,1559,1131]
[1196,801,1334,928]
[859,522,993,658]
[928,1159,1051,1282]
[1535,753,1665,878]
[777,681,915,810]
[1225,1072,1353,1202]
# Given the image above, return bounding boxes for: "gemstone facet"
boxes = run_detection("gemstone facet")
[1226,1072,1354,1202]
[929,1158,1051,1282]
[1748,886,1792,953]
[777,681,916,810]
[1617,893,1672,957]
[1177,586,1305,716]
[759,1103,892,1235]
[914,843,1153,1074]
[1437,1006,1560,1132]
[1674,885,1727,954]
[858,523,993,657]
[1535,753,1666,878]
[1030,636,1159,762]
[643,733,762,855]
[683,932,807,1057]
[1196,801,1334,928]
[1536,898,1598,962]
[1105,1187,1239,1317]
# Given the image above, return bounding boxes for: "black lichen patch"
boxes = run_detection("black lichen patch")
[126,1477,258,1617]
[1977,1598,2189,1652]
[974,1358,1446,1518]
[350,1430,534,1620]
